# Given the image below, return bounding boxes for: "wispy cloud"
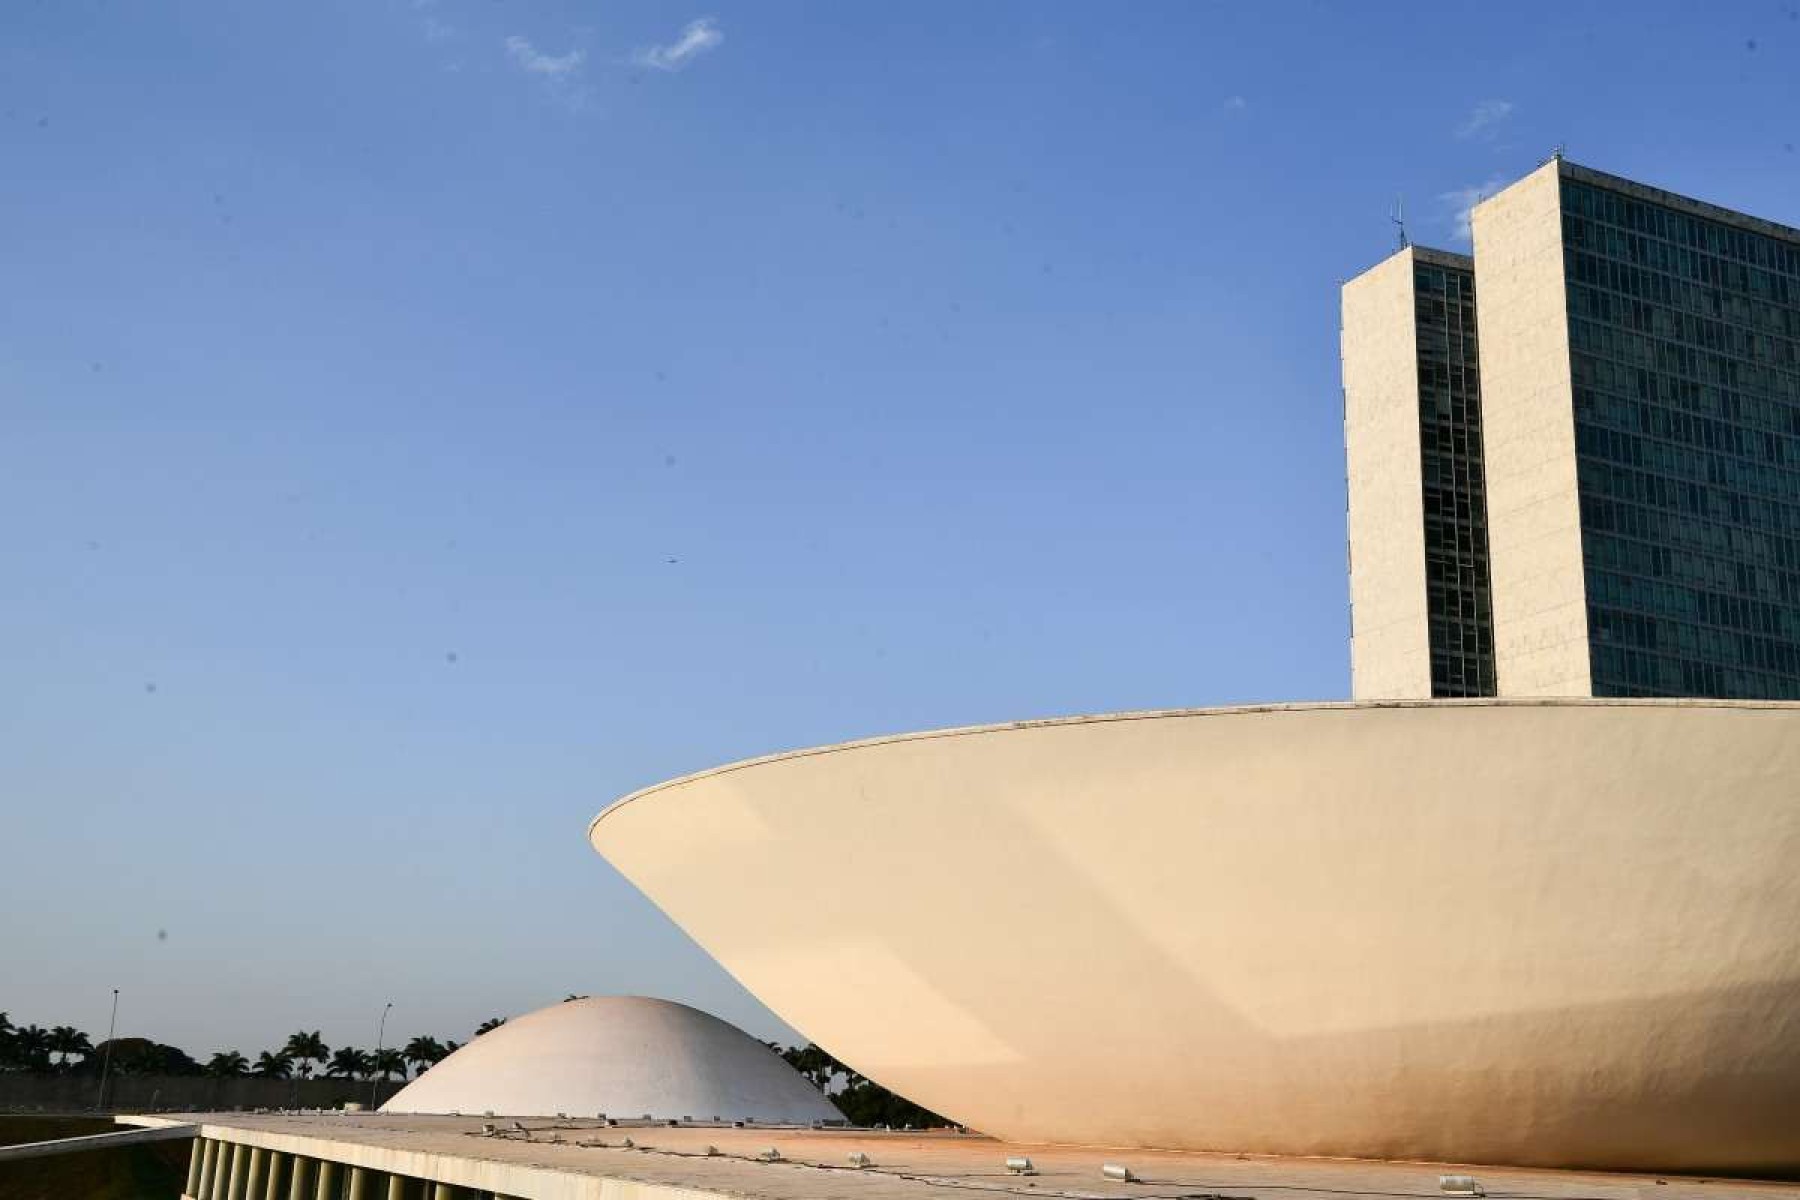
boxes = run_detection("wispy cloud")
[633,17,723,71]
[506,35,586,78]
[502,35,591,110]
[1455,98,1514,141]
[1223,94,1248,113]
[409,0,457,47]
[1440,176,1506,242]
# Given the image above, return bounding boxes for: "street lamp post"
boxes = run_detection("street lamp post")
[96,988,119,1111]
[369,1002,392,1111]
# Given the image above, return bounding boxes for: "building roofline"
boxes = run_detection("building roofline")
[589,697,1800,837]
[1558,158,1800,246]
[1410,245,1473,270]
[1341,243,1471,293]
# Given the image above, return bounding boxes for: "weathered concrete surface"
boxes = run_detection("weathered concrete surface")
[121,1113,1800,1200]
[590,699,1800,1173]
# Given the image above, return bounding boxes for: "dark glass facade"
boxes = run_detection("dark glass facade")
[1413,254,1497,697]
[1562,174,1800,698]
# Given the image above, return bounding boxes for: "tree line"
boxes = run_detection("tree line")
[0,1010,511,1083]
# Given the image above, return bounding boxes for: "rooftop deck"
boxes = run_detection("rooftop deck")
[122,1113,1800,1200]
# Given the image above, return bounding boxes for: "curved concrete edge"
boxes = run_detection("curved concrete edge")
[586,697,1800,841]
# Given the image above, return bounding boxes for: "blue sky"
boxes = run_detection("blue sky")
[3,1,1796,1060]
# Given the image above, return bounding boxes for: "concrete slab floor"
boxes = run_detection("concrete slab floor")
[121,1113,1800,1200]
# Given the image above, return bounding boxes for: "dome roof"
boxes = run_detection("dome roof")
[380,996,842,1123]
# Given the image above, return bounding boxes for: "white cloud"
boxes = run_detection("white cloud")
[1455,98,1514,140]
[633,17,723,71]
[1440,177,1506,242]
[505,35,586,78]
[1223,95,1248,112]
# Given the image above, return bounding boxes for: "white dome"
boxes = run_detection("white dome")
[381,997,842,1123]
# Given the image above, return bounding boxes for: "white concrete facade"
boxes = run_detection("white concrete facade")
[1469,161,1593,695]
[590,700,1800,1173]
[1342,245,1435,699]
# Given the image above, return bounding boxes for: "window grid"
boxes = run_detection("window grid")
[1562,177,1800,700]
[1414,261,1496,698]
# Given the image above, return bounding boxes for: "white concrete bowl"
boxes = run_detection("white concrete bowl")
[591,699,1800,1173]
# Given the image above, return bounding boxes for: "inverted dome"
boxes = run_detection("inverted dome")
[591,700,1800,1173]
[381,996,842,1123]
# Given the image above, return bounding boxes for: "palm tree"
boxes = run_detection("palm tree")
[205,1051,250,1077]
[47,1026,93,1071]
[12,1025,52,1072]
[252,1051,293,1079]
[473,1017,506,1037]
[282,1032,329,1080]
[326,1046,371,1080]
[370,1048,406,1082]
[401,1036,446,1076]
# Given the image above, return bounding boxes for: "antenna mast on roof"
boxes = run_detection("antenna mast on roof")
[1391,195,1409,250]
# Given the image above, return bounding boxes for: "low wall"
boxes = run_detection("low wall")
[0,1115,190,1200]
[0,1074,403,1114]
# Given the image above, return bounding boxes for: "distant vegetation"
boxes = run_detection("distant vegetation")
[772,1042,949,1129]
[0,1010,462,1084]
[2,1009,948,1128]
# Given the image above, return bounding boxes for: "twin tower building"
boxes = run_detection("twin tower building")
[1341,156,1800,700]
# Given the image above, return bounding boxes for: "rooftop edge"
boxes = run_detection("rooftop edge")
[587,696,1800,840]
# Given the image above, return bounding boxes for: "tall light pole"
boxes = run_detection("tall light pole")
[369,1002,392,1111]
[96,988,119,1111]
